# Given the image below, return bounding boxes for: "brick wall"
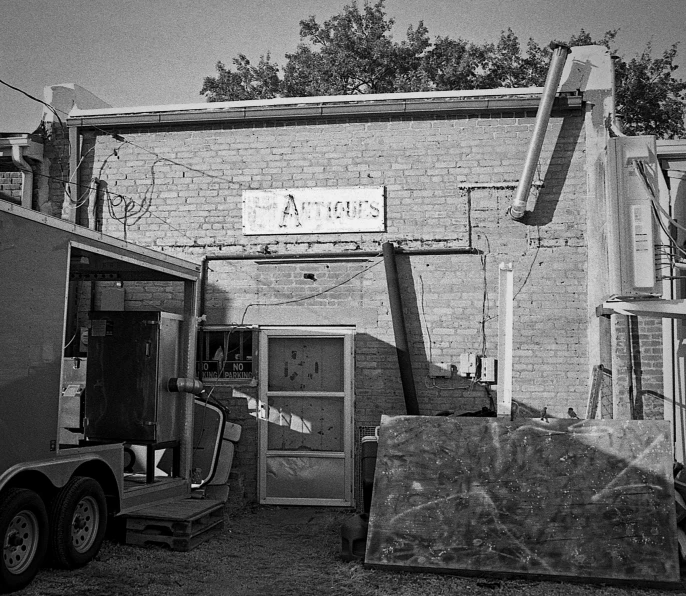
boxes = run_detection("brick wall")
[58,106,592,504]
[42,124,73,217]
[0,169,22,203]
[613,315,665,421]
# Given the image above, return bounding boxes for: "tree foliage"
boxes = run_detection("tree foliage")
[201,0,686,138]
[615,44,686,138]
[200,54,280,101]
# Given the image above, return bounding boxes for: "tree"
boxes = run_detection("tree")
[474,30,551,89]
[200,53,280,102]
[614,44,686,138]
[281,0,430,96]
[200,1,686,138]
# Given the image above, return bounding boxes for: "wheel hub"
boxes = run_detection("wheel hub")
[6,530,22,548]
[3,510,39,574]
[71,496,99,553]
[73,516,86,531]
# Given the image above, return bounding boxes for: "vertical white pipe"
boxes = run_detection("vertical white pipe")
[497,263,514,418]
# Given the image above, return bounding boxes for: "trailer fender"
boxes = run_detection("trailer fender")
[0,447,123,513]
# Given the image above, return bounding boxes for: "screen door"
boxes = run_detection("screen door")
[258,327,354,506]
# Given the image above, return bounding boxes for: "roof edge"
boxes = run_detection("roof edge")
[70,88,547,119]
[68,91,582,128]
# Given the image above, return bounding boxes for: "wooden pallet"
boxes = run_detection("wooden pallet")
[124,498,225,551]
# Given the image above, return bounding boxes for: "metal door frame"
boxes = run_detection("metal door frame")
[258,326,354,506]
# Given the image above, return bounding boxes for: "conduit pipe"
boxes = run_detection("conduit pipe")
[509,42,571,220]
[11,145,33,209]
[382,242,420,415]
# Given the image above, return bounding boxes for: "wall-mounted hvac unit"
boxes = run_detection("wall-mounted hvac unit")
[607,135,662,297]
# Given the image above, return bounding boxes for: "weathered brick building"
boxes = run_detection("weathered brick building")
[17,45,683,507]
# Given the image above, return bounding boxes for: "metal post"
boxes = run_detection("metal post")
[497,263,514,418]
[382,241,420,415]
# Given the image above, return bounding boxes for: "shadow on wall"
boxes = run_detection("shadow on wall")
[521,112,584,228]
[203,272,496,422]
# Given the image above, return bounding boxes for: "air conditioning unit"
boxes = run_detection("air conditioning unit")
[607,135,662,297]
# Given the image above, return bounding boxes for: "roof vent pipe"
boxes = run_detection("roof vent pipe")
[509,42,571,220]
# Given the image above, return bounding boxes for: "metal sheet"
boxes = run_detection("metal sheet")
[85,311,182,443]
[366,416,679,585]
[0,212,68,468]
[266,456,345,499]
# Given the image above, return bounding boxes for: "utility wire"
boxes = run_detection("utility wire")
[239,259,383,324]
[0,77,66,129]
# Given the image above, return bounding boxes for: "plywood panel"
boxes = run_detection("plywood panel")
[365,416,679,586]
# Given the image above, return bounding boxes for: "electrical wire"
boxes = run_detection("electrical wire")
[19,156,201,244]
[0,77,66,130]
[240,259,383,324]
[0,78,216,241]
[418,273,433,364]
[633,159,686,261]
[2,78,234,191]
[0,77,74,187]
[513,226,541,301]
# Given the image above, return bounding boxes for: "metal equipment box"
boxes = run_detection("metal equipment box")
[607,135,662,296]
[85,311,183,444]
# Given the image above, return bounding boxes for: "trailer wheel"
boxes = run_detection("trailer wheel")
[0,488,49,593]
[49,477,107,569]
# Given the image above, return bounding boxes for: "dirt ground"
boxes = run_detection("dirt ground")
[15,505,686,596]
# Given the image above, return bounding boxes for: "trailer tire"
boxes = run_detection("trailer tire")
[49,477,107,569]
[0,488,49,593]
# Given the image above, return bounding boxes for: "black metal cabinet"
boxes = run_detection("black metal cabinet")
[85,311,183,444]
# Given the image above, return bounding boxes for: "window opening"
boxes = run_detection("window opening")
[197,327,255,382]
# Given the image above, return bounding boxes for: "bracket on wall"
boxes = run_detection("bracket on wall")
[597,298,686,320]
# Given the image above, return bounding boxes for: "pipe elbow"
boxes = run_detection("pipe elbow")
[509,204,527,220]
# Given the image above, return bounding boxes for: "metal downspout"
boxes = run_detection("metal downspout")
[509,43,571,220]
[11,145,33,209]
[382,241,420,415]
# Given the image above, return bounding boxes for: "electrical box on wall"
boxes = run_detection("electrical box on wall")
[480,357,497,383]
[458,353,479,377]
[607,135,662,297]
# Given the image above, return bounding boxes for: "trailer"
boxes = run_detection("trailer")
[0,201,201,592]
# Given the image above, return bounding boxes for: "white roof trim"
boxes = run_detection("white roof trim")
[69,88,546,119]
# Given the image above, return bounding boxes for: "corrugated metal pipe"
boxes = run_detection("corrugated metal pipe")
[509,42,571,221]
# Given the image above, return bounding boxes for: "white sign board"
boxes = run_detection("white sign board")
[242,186,385,235]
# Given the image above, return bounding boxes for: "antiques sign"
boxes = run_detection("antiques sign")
[242,186,386,235]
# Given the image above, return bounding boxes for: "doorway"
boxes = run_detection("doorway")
[258,327,354,506]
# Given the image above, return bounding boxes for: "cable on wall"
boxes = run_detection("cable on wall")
[238,258,383,325]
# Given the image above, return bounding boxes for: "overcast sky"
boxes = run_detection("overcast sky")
[2,0,685,133]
